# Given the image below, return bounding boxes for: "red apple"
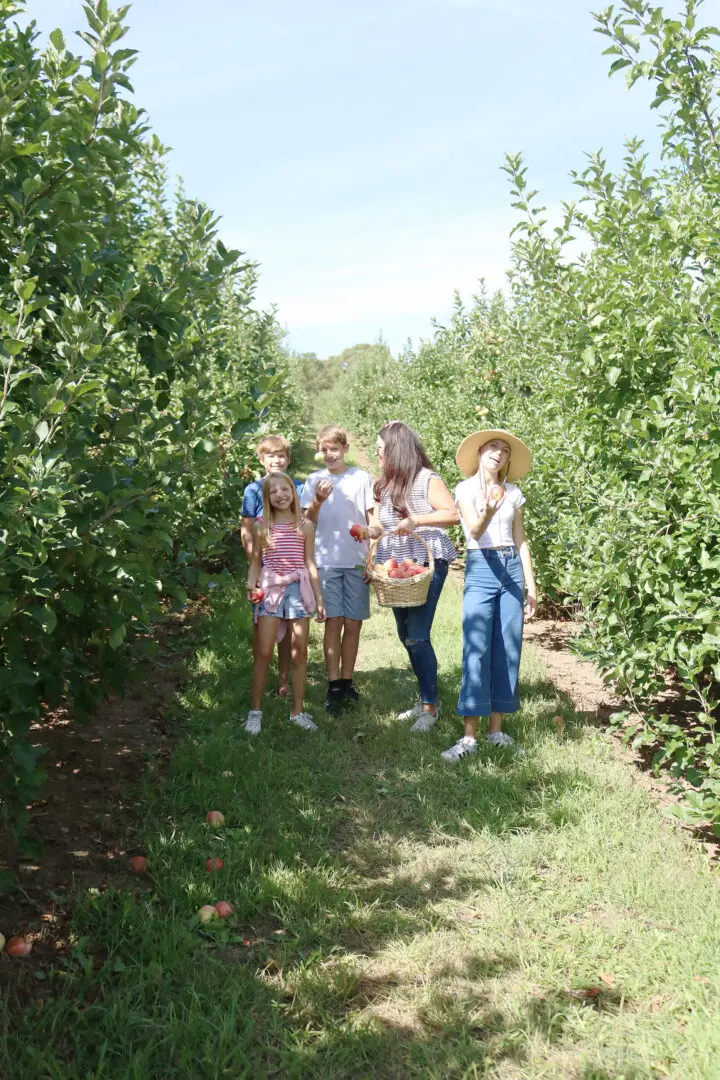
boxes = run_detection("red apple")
[206,811,225,827]
[388,568,405,579]
[214,901,233,918]
[198,904,218,923]
[250,588,264,604]
[206,857,224,872]
[6,936,33,957]
[383,558,398,571]
[489,484,505,503]
[349,523,363,539]
[128,855,147,874]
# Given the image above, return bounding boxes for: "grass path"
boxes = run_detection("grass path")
[2,573,720,1078]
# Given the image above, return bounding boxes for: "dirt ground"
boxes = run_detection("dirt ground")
[0,606,203,999]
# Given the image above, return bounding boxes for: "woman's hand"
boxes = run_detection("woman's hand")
[315,601,326,623]
[524,592,537,622]
[393,515,417,537]
[350,523,370,542]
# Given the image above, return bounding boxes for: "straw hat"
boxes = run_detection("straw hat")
[455,428,531,481]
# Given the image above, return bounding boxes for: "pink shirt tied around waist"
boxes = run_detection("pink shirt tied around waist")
[256,567,316,641]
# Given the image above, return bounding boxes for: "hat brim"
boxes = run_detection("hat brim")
[455,429,531,481]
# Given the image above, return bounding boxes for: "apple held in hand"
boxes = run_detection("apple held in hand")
[489,484,505,503]
[349,523,363,540]
[250,588,264,604]
[207,811,225,827]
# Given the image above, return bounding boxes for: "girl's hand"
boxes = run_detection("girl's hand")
[524,593,537,622]
[315,601,326,623]
[394,515,417,537]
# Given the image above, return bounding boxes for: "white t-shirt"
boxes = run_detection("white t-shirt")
[301,467,376,568]
[455,477,526,550]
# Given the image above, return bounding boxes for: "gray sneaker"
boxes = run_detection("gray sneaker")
[290,712,318,731]
[244,710,262,735]
[410,702,441,732]
[397,702,422,721]
[486,731,515,748]
[440,736,478,763]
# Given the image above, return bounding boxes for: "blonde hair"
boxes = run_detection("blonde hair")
[257,434,290,460]
[259,472,303,550]
[316,424,348,448]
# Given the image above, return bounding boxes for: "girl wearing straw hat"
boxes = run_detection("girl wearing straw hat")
[441,428,537,763]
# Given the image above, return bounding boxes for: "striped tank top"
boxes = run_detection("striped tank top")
[376,467,457,565]
[259,518,306,573]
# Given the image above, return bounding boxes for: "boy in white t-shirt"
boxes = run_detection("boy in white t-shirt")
[302,425,381,714]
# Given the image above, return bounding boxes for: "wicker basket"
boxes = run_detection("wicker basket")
[366,532,435,608]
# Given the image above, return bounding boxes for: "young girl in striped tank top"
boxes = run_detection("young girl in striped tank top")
[245,473,325,734]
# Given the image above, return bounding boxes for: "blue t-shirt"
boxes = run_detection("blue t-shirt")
[241,477,304,519]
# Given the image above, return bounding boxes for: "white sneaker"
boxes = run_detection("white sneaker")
[397,702,422,721]
[244,710,262,735]
[290,712,318,731]
[410,702,441,732]
[441,736,478,763]
[486,731,515,748]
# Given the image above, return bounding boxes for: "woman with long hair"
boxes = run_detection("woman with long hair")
[356,421,458,730]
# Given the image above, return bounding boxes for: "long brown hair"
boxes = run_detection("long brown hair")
[374,421,434,514]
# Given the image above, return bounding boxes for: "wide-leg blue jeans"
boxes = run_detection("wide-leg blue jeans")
[393,559,449,705]
[458,548,524,717]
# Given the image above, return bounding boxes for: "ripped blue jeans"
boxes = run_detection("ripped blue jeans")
[392,560,449,705]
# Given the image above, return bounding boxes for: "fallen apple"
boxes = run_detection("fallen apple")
[313,451,324,464]
[206,857,224,872]
[198,905,218,923]
[489,484,505,503]
[206,811,225,827]
[214,900,233,918]
[6,936,32,957]
[128,855,147,874]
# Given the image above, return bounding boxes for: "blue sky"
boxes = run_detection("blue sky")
[26,0,664,357]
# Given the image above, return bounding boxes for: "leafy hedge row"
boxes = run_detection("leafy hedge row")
[339,2,720,829]
[0,1,299,846]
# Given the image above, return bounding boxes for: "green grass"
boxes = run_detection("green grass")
[3,573,720,1078]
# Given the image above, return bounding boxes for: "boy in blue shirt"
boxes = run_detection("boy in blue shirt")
[241,434,304,697]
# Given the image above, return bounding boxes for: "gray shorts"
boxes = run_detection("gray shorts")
[257,581,311,620]
[318,567,370,620]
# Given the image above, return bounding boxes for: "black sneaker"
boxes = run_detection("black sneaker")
[341,679,360,703]
[325,680,344,714]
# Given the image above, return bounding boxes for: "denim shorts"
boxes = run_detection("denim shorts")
[257,581,311,620]
[318,567,370,620]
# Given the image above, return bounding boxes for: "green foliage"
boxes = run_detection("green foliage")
[338,2,720,825]
[0,2,298,839]
[288,341,392,427]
